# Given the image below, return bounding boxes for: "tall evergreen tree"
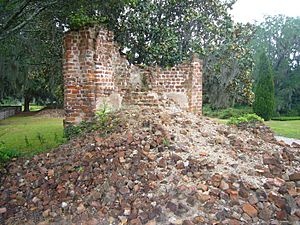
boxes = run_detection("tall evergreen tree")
[250,15,300,115]
[253,52,275,121]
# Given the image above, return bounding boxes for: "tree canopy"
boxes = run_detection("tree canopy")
[250,15,300,115]
[0,0,260,110]
[0,0,57,40]
[113,0,255,108]
[0,1,64,108]
[0,0,248,109]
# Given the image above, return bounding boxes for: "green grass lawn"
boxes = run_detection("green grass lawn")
[0,114,65,157]
[1,104,45,112]
[265,120,300,139]
[212,117,300,139]
[22,105,45,112]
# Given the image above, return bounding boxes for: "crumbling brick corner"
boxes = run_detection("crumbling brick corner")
[63,26,203,126]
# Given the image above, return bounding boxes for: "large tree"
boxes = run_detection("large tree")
[0,11,64,110]
[203,23,254,108]
[115,0,237,66]
[0,0,135,108]
[114,0,254,108]
[250,15,300,115]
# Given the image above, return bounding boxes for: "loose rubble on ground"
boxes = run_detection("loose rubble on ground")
[0,102,299,225]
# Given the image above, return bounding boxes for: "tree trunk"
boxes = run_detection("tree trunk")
[205,82,235,109]
[24,96,31,112]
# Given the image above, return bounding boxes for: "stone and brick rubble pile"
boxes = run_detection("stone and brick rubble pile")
[0,105,299,225]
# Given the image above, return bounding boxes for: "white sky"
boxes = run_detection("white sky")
[231,0,300,23]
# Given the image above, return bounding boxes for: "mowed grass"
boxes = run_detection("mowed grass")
[24,105,45,112]
[265,120,300,139]
[212,117,300,140]
[0,114,65,156]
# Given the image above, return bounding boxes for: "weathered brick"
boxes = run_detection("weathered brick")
[63,26,202,126]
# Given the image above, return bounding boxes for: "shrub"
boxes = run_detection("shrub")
[69,9,96,30]
[272,116,300,121]
[203,104,253,119]
[227,114,264,126]
[218,107,253,119]
[253,52,275,121]
[202,105,218,117]
[64,105,120,140]
[286,109,300,117]
[68,7,107,30]
[94,105,119,136]
[95,104,111,126]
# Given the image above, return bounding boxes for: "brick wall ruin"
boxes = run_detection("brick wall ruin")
[63,26,202,126]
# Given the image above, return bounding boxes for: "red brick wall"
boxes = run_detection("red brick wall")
[155,63,190,93]
[63,26,202,126]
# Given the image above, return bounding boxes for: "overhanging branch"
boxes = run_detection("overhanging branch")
[2,0,33,30]
[0,0,58,40]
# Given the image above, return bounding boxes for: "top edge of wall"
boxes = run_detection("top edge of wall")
[64,25,202,66]
[64,25,109,35]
